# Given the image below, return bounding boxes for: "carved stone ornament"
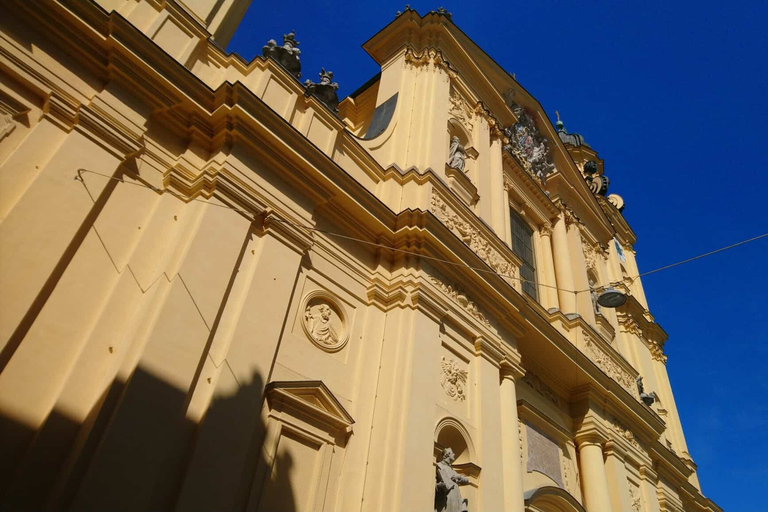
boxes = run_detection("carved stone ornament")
[404,47,456,77]
[628,481,641,512]
[430,192,517,279]
[523,371,563,408]
[262,30,302,79]
[580,232,599,274]
[607,193,625,212]
[503,101,556,182]
[429,276,491,328]
[449,87,474,132]
[304,68,340,111]
[584,333,636,397]
[649,339,668,364]
[395,4,413,17]
[609,415,641,451]
[440,356,468,401]
[617,311,643,339]
[301,291,348,352]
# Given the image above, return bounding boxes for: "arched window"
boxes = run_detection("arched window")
[510,209,537,300]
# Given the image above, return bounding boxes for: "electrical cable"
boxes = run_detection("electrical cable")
[75,169,768,296]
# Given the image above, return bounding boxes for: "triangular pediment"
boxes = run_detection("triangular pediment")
[265,381,354,434]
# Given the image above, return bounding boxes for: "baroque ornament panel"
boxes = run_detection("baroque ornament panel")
[440,356,468,401]
[430,192,517,279]
[429,275,491,328]
[583,332,637,398]
[503,101,556,182]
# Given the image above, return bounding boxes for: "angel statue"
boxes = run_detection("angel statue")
[440,357,468,401]
[447,136,467,172]
[435,447,469,512]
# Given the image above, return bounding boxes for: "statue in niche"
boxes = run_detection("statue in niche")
[262,30,302,79]
[589,279,601,314]
[435,447,469,512]
[447,136,467,172]
[304,68,340,111]
[304,303,338,345]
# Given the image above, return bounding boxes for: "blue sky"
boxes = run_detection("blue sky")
[228,2,768,508]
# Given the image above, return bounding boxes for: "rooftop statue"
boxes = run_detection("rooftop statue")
[636,376,657,407]
[304,68,340,112]
[447,136,467,172]
[435,447,469,512]
[262,30,302,79]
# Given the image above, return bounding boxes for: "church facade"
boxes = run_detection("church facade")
[0,1,720,511]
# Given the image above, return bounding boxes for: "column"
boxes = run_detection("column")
[639,465,662,512]
[604,442,632,512]
[566,222,595,325]
[500,363,525,512]
[536,222,559,310]
[551,215,576,314]
[650,352,691,462]
[623,248,649,309]
[576,434,612,512]
[489,137,506,236]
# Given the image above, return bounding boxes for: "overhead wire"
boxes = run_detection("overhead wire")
[75,168,768,296]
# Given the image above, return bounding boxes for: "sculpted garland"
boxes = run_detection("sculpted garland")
[429,276,491,328]
[584,333,637,397]
[430,192,517,279]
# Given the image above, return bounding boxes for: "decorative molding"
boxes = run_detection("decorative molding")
[628,480,641,512]
[583,332,637,397]
[649,339,668,364]
[301,291,349,352]
[617,311,644,339]
[503,101,556,182]
[440,356,468,401]
[518,418,524,463]
[523,371,563,408]
[609,415,641,451]
[580,232,599,273]
[449,86,475,132]
[429,275,491,328]
[265,380,354,435]
[404,46,456,77]
[430,191,517,278]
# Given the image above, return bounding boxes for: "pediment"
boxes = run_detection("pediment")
[265,381,354,434]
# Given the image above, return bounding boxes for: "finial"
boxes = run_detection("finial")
[555,110,564,131]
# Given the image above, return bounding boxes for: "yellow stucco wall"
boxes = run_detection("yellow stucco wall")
[0,2,717,511]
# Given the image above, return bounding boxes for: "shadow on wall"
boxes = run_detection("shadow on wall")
[0,369,297,512]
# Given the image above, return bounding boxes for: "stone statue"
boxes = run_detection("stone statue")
[589,279,601,314]
[636,376,657,406]
[447,136,467,172]
[304,68,340,111]
[262,30,302,79]
[305,304,338,344]
[435,447,469,512]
